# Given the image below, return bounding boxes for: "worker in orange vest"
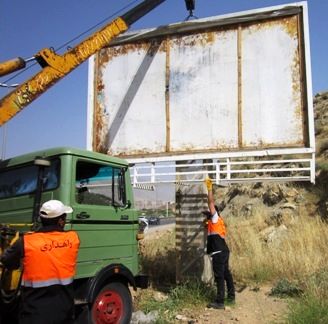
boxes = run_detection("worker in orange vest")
[0,200,80,324]
[204,177,235,309]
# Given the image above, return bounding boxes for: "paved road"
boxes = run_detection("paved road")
[146,217,175,234]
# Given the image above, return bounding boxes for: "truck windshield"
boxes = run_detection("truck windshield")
[76,161,126,207]
[0,159,60,199]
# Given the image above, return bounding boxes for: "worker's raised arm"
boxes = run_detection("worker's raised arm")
[205,177,216,216]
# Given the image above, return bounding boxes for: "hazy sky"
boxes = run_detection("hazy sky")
[0,0,327,159]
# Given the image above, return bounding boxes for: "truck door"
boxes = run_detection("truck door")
[70,158,137,277]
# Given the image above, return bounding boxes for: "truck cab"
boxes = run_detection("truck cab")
[0,147,146,323]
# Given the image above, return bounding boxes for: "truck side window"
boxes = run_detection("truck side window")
[0,159,59,199]
[76,161,126,206]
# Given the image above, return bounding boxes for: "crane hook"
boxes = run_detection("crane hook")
[184,0,197,21]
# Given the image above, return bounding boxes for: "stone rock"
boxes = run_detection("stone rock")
[260,224,288,245]
[267,210,283,226]
[153,291,168,302]
[131,310,159,324]
[263,187,283,206]
[285,188,299,199]
[260,226,276,240]
[281,203,297,210]
[176,314,189,321]
[267,224,288,245]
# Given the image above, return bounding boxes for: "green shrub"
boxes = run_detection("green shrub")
[169,280,215,306]
[270,278,302,298]
[285,270,328,323]
[286,294,328,324]
[136,281,216,322]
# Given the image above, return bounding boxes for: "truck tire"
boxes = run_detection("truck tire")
[91,282,132,324]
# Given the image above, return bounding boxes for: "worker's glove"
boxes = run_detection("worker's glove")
[205,176,213,191]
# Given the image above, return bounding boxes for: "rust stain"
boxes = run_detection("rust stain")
[98,49,111,68]
[96,40,166,75]
[96,77,105,92]
[281,15,298,39]
[171,30,218,48]
[94,101,102,152]
[105,40,165,60]
[245,15,298,39]
[93,80,109,154]
[109,135,307,158]
[290,15,304,143]
[292,47,302,121]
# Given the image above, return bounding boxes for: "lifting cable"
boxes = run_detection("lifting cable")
[1,0,140,86]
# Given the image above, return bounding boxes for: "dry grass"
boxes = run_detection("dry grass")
[139,210,328,286]
[137,213,328,322]
[316,137,328,155]
[227,207,328,283]
[139,229,176,288]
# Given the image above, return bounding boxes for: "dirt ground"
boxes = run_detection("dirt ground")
[142,225,289,324]
[183,285,288,324]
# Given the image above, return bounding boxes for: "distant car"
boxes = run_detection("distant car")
[138,216,149,232]
[148,216,160,226]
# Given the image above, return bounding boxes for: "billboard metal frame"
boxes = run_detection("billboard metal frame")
[87,2,315,184]
[130,151,315,185]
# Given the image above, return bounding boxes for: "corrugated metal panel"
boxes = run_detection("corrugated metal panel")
[242,16,303,147]
[169,29,238,152]
[94,41,167,154]
[88,2,313,160]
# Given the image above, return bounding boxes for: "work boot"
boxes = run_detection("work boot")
[207,301,225,310]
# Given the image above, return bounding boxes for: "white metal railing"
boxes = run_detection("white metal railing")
[129,152,315,186]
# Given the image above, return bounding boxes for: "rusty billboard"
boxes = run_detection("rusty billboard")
[87,2,314,164]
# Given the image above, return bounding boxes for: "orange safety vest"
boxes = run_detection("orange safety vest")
[207,216,226,239]
[22,231,80,288]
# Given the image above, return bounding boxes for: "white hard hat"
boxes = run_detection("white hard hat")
[40,200,73,218]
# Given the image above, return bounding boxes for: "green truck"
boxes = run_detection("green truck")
[0,147,147,323]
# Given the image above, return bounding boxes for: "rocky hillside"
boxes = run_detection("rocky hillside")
[216,91,328,223]
[314,91,328,166]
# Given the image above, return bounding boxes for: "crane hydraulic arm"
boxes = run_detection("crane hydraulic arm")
[0,0,166,126]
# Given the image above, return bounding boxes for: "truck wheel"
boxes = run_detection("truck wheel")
[91,282,132,324]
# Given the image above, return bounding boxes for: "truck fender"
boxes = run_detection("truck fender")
[86,263,136,303]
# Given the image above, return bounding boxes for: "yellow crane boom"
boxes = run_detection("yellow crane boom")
[0,58,26,77]
[0,0,166,126]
